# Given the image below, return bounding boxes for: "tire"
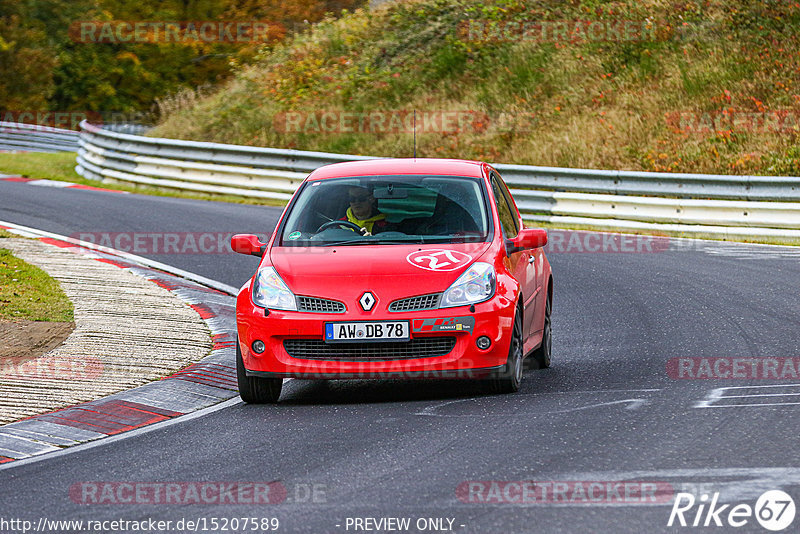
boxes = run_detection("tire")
[530,291,552,369]
[487,308,524,394]
[236,337,282,403]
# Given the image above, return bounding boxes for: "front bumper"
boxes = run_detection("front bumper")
[236,289,516,379]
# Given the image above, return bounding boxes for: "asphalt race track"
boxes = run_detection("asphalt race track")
[2,180,800,533]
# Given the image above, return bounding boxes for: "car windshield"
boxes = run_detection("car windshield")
[279,175,490,246]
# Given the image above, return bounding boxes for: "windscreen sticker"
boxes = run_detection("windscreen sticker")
[407,249,472,271]
[286,231,302,240]
[412,316,475,333]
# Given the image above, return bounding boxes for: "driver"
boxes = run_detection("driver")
[341,186,390,234]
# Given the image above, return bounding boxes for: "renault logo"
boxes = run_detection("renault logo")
[359,292,376,312]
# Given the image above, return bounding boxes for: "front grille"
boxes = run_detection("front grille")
[296,296,346,313]
[284,337,456,361]
[389,293,442,312]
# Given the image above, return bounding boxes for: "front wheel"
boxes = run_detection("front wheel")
[486,309,524,394]
[236,337,282,403]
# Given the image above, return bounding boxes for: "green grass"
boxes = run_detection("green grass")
[0,152,285,206]
[0,151,80,182]
[0,248,74,322]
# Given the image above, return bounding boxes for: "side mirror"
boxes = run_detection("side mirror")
[231,234,266,257]
[510,228,547,251]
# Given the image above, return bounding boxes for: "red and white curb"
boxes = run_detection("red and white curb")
[0,174,126,194]
[0,221,239,466]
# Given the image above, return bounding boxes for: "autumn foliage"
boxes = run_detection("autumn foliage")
[0,0,364,120]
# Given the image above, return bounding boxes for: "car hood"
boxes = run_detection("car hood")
[269,242,492,304]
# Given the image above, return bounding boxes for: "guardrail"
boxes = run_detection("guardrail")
[0,122,80,153]
[75,120,800,239]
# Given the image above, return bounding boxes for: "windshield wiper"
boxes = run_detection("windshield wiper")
[320,239,372,246]
[321,236,424,246]
[367,237,425,244]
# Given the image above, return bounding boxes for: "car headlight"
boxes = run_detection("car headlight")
[252,266,297,311]
[440,262,495,308]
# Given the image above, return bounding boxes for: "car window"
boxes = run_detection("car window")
[278,175,490,246]
[490,173,519,239]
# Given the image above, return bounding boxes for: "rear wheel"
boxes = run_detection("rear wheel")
[530,292,552,369]
[487,308,523,394]
[236,337,282,403]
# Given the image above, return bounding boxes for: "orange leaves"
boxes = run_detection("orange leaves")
[710,90,733,107]
[749,96,766,113]
[728,153,761,172]
[643,146,684,173]
[597,112,614,132]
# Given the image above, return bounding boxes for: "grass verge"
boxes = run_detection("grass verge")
[0,246,74,322]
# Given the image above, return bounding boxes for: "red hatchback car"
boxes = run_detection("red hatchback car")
[232,159,553,403]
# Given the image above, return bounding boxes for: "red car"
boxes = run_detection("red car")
[232,159,553,403]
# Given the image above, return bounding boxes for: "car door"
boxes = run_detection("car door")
[489,172,540,345]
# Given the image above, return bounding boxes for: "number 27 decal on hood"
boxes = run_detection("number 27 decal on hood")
[406,249,472,271]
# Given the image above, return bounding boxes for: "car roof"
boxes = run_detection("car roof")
[306,158,487,181]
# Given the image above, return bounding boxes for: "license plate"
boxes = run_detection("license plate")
[324,321,410,343]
